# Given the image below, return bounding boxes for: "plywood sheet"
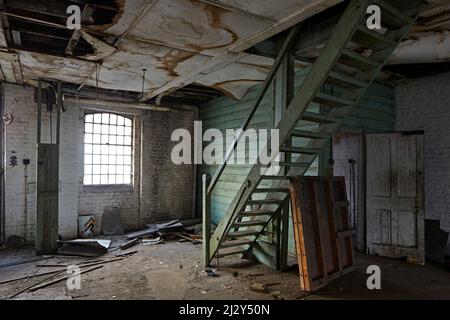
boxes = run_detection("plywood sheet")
[290,176,354,292]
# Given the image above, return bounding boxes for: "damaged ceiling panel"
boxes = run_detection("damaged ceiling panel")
[195,61,270,99]
[0,0,449,104]
[85,38,211,92]
[18,50,96,84]
[103,0,272,56]
[0,0,343,102]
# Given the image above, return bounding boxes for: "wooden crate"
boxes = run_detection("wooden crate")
[290,176,355,292]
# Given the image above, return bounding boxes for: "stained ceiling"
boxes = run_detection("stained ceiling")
[0,0,449,105]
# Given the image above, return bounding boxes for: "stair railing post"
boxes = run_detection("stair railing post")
[202,173,212,267]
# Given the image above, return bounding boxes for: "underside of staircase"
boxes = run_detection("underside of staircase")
[202,0,426,268]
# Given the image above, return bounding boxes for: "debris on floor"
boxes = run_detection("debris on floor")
[141,237,164,246]
[118,238,140,251]
[205,268,220,277]
[57,239,111,257]
[0,256,51,269]
[171,232,202,244]
[249,282,282,295]
[125,219,202,247]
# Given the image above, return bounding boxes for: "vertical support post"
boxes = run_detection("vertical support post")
[273,43,295,270]
[37,79,42,144]
[280,197,290,271]
[202,173,211,267]
[319,139,333,177]
[56,81,62,145]
[274,47,295,172]
[274,207,281,270]
[319,86,333,177]
[36,79,59,255]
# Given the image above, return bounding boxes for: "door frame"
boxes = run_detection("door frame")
[332,131,367,253]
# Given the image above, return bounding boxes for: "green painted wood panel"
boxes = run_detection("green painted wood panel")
[197,69,395,226]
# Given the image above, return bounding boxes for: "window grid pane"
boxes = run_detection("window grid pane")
[84,113,133,185]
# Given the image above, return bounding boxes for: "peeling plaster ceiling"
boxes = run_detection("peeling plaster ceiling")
[0,0,449,103]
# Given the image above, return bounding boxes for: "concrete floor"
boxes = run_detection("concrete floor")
[0,239,449,300]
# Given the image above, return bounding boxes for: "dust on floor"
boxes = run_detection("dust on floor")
[0,240,449,300]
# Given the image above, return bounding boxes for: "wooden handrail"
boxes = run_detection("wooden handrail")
[206,25,301,195]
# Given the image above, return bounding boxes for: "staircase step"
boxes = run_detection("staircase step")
[374,0,415,26]
[313,92,355,107]
[227,230,262,238]
[233,220,267,228]
[327,71,368,89]
[220,239,254,248]
[246,199,285,205]
[340,49,380,71]
[281,161,313,168]
[291,130,330,139]
[216,248,249,258]
[259,175,291,181]
[353,25,397,50]
[280,146,321,155]
[253,188,290,193]
[301,112,340,124]
[275,161,312,168]
[240,210,277,217]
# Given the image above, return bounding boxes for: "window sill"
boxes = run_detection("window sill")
[82,184,134,193]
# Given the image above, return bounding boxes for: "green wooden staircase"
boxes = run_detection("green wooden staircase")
[203,0,426,266]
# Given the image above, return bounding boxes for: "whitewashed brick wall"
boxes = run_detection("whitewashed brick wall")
[2,83,195,242]
[395,71,450,254]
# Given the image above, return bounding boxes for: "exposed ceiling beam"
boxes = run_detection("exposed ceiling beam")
[0,51,23,84]
[64,96,171,112]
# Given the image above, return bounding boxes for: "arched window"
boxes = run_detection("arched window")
[83,113,133,185]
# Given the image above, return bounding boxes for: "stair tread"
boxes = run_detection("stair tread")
[227,230,262,238]
[291,130,330,139]
[314,92,355,107]
[301,112,340,124]
[340,49,380,70]
[247,199,285,205]
[275,161,312,168]
[280,146,322,154]
[328,71,368,88]
[233,220,267,227]
[240,210,277,216]
[353,26,397,49]
[220,239,254,248]
[253,188,290,193]
[260,175,291,180]
[216,248,249,258]
[373,0,415,25]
